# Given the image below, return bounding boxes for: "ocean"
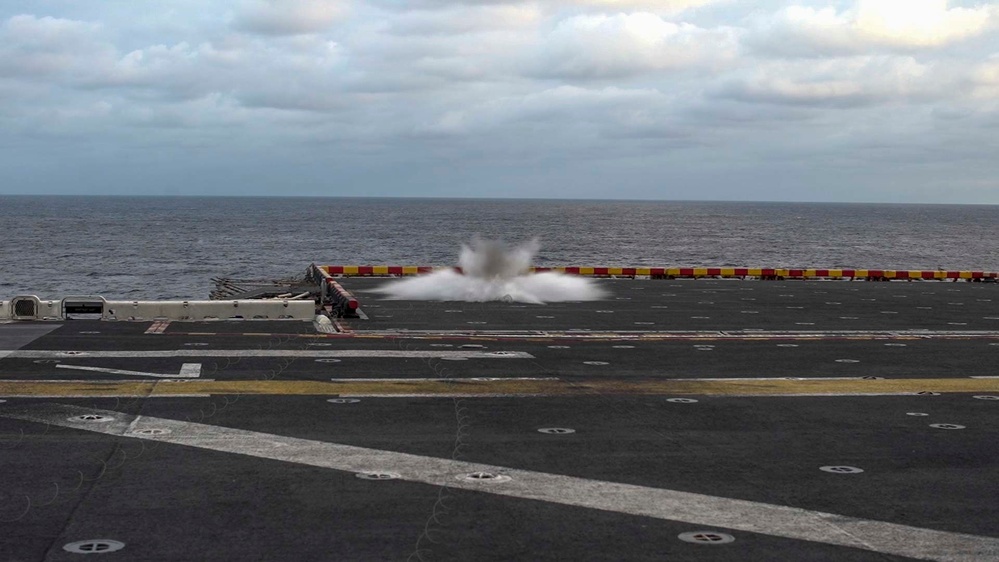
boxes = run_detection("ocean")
[1,196,997,299]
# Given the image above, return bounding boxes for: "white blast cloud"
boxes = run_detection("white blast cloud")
[371,237,608,304]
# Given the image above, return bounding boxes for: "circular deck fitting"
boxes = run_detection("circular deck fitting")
[68,414,114,423]
[612,345,635,349]
[678,532,735,545]
[547,345,570,349]
[356,471,400,480]
[459,472,511,483]
[972,395,999,400]
[538,427,575,434]
[820,466,864,474]
[930,423,966,430]
[884,343,907,347]
[667,398,699,403]
[917,391,941,396]
[906,412,929,416]
[33,359,61,364]
[776,344,799,348]
[130,428,171,436]
[315,359,341,363]
[835,359,860,363]
[583,361,609,365]
[63,540,125,554]
[328,398,361,404]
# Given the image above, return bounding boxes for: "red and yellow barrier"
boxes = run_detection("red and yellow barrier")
[321,265,997,281]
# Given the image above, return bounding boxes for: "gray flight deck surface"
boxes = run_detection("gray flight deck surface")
[1,278,998,561]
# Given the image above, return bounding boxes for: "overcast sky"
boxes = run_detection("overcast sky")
[2,0,998,203]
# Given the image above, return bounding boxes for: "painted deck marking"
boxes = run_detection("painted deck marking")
[145,321,170,334]
[0,377,996,398]
[55,363,202,379]
[1,350,534,359]
[3,403,996,562]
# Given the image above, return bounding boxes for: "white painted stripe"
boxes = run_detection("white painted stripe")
[0,379,214,383]
[2,394,210,398]
[4,403,996,562]
[331,377,559,382]
[55,363,202,379]
[2,350,533,359]
[0,351,11,360]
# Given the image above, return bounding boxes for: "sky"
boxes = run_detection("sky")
[1,0,999,203]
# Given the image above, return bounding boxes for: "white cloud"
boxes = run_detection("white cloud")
[232,0,346,36]
[0,15,112,78]
[716,56,939,107]
[750,1,996,56]
[535,12,737,79]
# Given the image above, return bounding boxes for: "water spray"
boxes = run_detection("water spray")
[371,238,608,304]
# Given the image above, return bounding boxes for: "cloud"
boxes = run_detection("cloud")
[715,56,939,107]
[0,15,112,78]
[750,1,996,56]
[534,12,737,79]
[232,0,346,36]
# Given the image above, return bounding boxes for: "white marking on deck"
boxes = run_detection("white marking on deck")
[55,363,202,379]
[2,350,534,359]
[145,321,170,334]
[331,377,559,382]
[3,403,996,562]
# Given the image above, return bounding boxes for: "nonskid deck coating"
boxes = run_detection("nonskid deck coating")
[0,279,997,561]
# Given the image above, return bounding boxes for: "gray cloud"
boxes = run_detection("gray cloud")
[1,1,998,202]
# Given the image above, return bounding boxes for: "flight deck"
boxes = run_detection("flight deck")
[1,276,997,561]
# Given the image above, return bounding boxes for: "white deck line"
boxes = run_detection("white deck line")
[3,403,996,562]
[0,350,534,359]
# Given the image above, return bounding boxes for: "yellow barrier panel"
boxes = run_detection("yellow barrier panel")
[721,268,735,276]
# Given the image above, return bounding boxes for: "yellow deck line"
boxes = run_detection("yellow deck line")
[1,377,996,397]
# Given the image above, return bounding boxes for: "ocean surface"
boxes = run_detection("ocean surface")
[1,196,997,300]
